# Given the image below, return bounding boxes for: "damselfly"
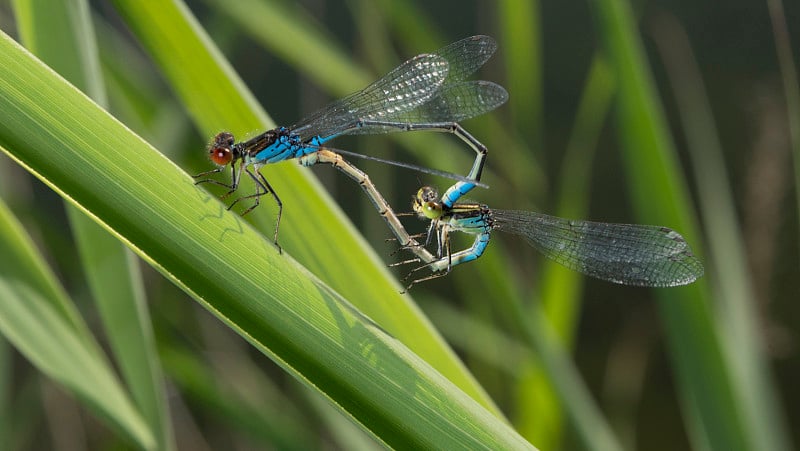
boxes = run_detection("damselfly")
[402,186,704,289]
[194,36,507,248]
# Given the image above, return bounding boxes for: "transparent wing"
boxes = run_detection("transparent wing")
[432,35,497,83]
[346,81,508,134]
[292,35,504,141]
[291,53,449,140]
[492,210,704,287]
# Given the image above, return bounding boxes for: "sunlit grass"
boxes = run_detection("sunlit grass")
[0,0,793,449]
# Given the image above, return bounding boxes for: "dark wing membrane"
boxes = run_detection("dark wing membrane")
[492,210,704,287]
[432,35,497,83]
[291,53,448,140]
[346,81,508,135]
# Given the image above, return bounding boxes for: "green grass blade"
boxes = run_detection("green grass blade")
[498,0,541,150]
[0,199,154,449]
[426,276,626,451]
[300,386,383,451]
[70,212,174,450]
[651,15,791,451]
[591,0,751,449]
[521,301,623,451]
[518,55,616,448]
[0,30,532,449]
[372,0,442,52]
[160,345,317,450]
[202,0,372,94]
[423,301,530,377]
[538,55,615,326]
[11,0,104,101]
[109,0,500,414]
[0,337,10,444]
[766,0,800,246]
[13,2,175,449]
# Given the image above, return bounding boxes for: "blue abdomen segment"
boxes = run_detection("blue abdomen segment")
[452,232,490,265]
[430,230,491,272]
[252,128,331,163]
[289,133,342,160]
[441,181,476,208]
[309,133,339,146]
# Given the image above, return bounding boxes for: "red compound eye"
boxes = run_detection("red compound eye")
[209,146,233,166]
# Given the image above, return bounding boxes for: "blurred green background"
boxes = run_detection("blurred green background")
[0,0,798,449]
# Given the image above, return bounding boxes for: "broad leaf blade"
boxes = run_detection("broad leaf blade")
[109,0,500,414]
[0,199,154,449]
[0,31,532,450]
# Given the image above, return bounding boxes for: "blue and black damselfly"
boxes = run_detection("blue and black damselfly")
[194,36,507,249]
[400,186,704,289]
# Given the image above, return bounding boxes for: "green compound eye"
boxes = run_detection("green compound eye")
[421,201,443,220]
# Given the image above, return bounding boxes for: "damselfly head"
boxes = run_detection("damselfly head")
[208,131,237,166]
[417,186,439,202]
[413,186,443,220]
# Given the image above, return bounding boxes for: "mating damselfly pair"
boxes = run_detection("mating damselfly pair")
[194,35,703,289]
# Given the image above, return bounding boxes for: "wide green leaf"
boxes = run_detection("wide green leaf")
[109,0,499,415]
[651,15,791,451]
[0,199,153,449]
[0,31,532,449]
[591,0,754,449]
[13,0,174,448]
